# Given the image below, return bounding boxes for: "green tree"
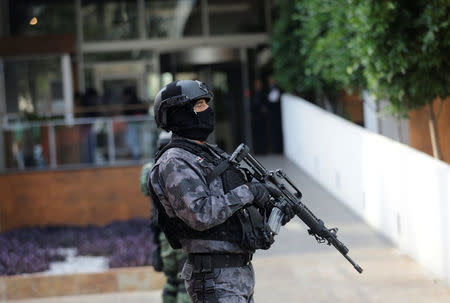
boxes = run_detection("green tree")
[271,0,306,94]
[348,0,450,159]
[272,0,450,159]
[297,1,364,91]
[272,1,363,111]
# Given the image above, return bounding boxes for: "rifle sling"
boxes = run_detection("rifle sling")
[204,159,230,185]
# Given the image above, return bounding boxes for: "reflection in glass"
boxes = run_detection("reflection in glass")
[55,125,86,165]
[3,126,49,170]
[9,0,75,36]
[83,59,151,115]
[1,118,158,171]
[82,0,138,41]
[92,120,111,165]
[208,0,265,35]
[114,119,158,162]
[54,119,157,165]
[55,121,108,166]
[145,0,201,38]
[4,57,63,117]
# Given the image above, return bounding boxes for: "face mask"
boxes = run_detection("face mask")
[168,106,215,141]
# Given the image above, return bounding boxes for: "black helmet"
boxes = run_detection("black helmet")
[154,80,213,130]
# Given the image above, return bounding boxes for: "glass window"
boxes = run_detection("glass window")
[208,0,265,35]
[4,57,63,118]
[82,0,138,41]
[54,122,109,166]
[82,51,157,114]
[113,119,157,162]
[83,50,152,65]
[3,126,50,170]
[83,60,149,113]
[9,0,75,36]
[145,0,202,38]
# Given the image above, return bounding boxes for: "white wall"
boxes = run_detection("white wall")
[282,94,450,285]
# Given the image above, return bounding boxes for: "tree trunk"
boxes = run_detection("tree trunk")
[427,103,442,160]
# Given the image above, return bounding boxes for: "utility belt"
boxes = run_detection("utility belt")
[181,254,253,302]
[187,253,252,272]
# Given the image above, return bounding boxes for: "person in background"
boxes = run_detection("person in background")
[81,88,102,118]
[266,75,284,154]
[79,88,101,164]
[250,79,268,155]
[140,131,190,303]
[122,86,147,116]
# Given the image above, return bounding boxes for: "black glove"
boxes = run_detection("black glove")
[265,184,283,199]
[281,203,296,225]
[246,182,271,209]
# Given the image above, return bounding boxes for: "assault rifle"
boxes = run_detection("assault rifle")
[229,144,363,274]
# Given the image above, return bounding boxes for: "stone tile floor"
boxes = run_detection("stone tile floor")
[4,155,450,303]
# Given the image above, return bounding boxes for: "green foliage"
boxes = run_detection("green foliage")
[272,0,364,97]
[271,0,307,93]
[349,0,450,116]
[296,1,364,93]
[271,0,450,116]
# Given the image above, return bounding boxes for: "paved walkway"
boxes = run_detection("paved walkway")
[6,156,450,303]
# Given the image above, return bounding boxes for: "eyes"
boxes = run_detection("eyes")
[193,99,208,112]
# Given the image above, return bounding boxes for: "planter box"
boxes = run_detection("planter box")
[0,266,164,300]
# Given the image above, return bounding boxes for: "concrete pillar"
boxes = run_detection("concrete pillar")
[62,54,74,124]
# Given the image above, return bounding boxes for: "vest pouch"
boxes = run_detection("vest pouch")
[221,165,273,251]
[221,164,248,193]
[237,205,274,251]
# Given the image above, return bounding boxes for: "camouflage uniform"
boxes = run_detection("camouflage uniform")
[149,135,256,303]
[159,233,191,303]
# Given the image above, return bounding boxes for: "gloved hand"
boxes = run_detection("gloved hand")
[281,203,296,225]
[246,182,271,209]
[265,184,283,199]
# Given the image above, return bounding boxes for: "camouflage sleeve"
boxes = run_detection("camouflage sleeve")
[140,162,153,196]
[159,157,254,231]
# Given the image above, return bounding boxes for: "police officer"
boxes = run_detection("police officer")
[147,80,294,303]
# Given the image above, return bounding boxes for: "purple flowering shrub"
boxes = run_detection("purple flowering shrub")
[0,219,154,276]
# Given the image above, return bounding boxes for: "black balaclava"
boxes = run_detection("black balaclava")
[167,103,215,141]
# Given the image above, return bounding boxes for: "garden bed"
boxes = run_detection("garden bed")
[0,219,154,276]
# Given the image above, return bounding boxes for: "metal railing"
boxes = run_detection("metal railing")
[1,115,158,173]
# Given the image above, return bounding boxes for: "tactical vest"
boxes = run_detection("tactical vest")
[148,139,274,251]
